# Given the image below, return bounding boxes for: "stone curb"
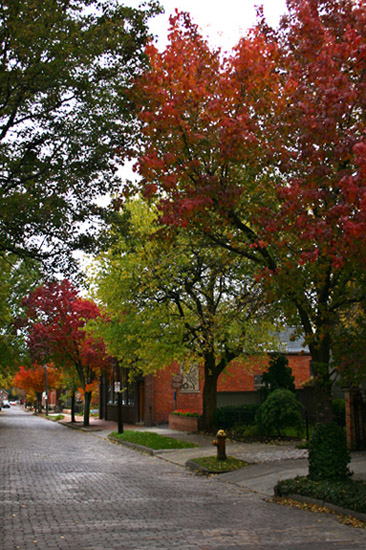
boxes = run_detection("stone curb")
[280,493,366,523]
[107,435,201,457]
[59,421,103,432]
[185,459,212,474]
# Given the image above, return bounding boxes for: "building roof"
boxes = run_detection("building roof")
[273,328,310,354]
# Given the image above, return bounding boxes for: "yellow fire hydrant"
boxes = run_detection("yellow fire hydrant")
[212,429,227,460]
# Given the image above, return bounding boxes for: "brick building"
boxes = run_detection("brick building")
[345,386,366,450]
[100,331,313,426]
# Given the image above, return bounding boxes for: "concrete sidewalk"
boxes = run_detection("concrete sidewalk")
[56,414,366,497]
[217,453,366,496]
[148,429,366,495]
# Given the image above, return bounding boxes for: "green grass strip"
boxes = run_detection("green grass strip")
[46,415,65,422]
[110,430,197,450]
[192,455,250,473]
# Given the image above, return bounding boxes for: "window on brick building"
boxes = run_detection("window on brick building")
[254,374,265,389]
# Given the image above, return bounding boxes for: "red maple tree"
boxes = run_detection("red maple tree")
[130,2,366,421]
[22,280,112,426]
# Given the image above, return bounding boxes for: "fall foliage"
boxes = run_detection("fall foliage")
[22,280,112,425]
[130,1,366,421]
[13,363,60,412]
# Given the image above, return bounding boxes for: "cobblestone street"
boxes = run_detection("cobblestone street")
[1,407,366,550]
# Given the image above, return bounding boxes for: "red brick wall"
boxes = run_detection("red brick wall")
[217,357,267,392]
[151,364,176,424]
[287,355,312,388]
[217,355,311,391]
[150,361,203,424]
[345,390,354,450]
[42,389,58,408]
[147,354,311,424]
[344,389,366,451]
[168,414,199,431]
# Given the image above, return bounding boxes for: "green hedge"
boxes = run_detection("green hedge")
[275,476,366,514]
[214,400,345,432]
[214,405,259,429]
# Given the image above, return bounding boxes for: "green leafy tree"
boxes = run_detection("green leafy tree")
[0,257,16,378]
[90,200,275,430]
[0,255,43,380]
[0,0,160,272]
[261,352,296,398]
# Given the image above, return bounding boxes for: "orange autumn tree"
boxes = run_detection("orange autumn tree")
[13,363,60,413]
[130,2,366,422]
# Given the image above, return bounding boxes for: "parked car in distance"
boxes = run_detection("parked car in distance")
[2,400,10,408]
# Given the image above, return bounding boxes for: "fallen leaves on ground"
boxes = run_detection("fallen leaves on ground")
[267,497,366,529]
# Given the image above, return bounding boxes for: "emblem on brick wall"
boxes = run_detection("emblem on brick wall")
[180,364,200,393]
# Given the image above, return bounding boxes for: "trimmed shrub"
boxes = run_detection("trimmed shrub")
[230,424,260,438]
[170,409,201,417]
[257,388,304,436]
[308,422,351,481]
[214,405,259,430]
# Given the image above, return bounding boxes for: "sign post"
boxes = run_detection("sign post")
[171,374,183,410]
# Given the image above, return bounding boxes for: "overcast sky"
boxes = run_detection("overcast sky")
[138,0,288,51]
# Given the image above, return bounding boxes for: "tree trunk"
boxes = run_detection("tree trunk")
[71,391,76,423]
[313,374,333,424]
[36,392,42,414]
[83,391,92,427]
[200,352,219,432]
[309,335,334,424]
[99,375,105,420]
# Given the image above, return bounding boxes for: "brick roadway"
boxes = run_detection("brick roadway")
[1,408,366,550]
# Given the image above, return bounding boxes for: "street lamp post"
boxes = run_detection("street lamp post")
[44,364,49,416]
[115,363,123,434]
